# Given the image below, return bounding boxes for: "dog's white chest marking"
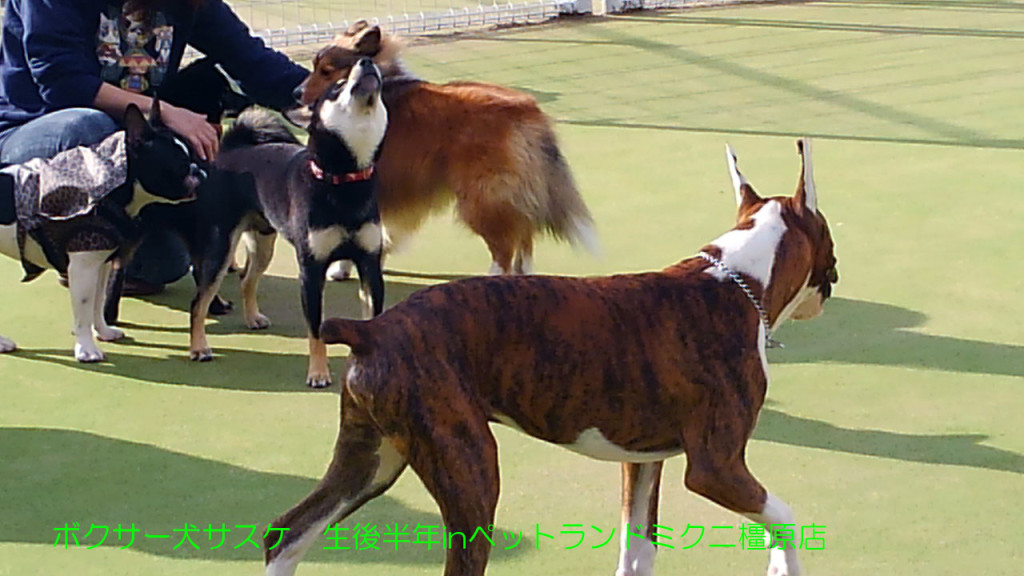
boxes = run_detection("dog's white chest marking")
[354,222,382,253]
[308,225,350,261]
[308,222,382,261]
[706,201,786,287]
[318,88,388,169]
[125,181,186,218]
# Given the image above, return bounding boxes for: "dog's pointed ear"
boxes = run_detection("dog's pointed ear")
[725,144,760,210]
[346,19,370,36]
[284,105,313,129]
[149,96,164,127]
[354,25,382,56]
[794,138,817,214]
[124,103,149,146]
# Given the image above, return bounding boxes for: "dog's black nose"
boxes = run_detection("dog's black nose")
[292,83,305,104]
[357,57,374,68]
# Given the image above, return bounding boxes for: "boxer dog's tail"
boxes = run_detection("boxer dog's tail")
[321,317,375,355]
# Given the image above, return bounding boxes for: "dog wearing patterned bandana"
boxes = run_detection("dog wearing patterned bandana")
[0,103,203,362]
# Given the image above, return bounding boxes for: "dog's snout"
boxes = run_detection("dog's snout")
[292,83,305,104]
[357,57,374,69]
[187,164,207,192]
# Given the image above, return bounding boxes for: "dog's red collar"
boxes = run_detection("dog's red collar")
[309,159,375,184]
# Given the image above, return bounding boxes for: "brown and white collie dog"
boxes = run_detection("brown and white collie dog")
[294,21,598,278]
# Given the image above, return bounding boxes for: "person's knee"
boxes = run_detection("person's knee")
[53,108,119,149]
[0,108,119,163]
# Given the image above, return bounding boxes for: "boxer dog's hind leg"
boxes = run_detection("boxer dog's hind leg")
[617,461,664,576]
[265,391,407,576]
[402,389,501,576]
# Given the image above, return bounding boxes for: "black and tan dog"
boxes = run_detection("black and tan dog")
[182,58,388,387]
[0,103,202,362]
[265,140,838,576]
[103,97,243,329]
[297,22,598,278]
[102,60,256,327]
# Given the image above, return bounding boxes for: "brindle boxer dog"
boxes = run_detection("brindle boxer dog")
[266,139,838,576]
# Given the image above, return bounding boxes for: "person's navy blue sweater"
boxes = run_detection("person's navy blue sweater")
[0,0,307,133]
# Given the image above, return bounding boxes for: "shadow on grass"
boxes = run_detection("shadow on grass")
[10,281,1023,387]
[7,270,477,391]
[817,0,1024,13]
[4,273,464,392]
[383,269,473,282]
[506,86,562,105]
[130,270,471,338]
[756,409,1024,474]
[756,296,1024,474]
[11,345,339,392]
[619,12,1024,40]
[561,119,1024,151]
[554,21,1024,151]
[770,297,1024,379]
[0,428,532,562]
[132,273,442,341]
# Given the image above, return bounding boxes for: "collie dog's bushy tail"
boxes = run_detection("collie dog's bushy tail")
[527,127,600,256]
[221,106,301,151]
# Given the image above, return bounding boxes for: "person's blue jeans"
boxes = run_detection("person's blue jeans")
[0,108,191,285]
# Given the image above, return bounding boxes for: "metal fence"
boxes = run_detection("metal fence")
[0,0,734,54]
[226,0,717,51]
[236,0,571,50]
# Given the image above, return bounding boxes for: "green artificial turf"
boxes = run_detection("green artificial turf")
[2,1,1023,574]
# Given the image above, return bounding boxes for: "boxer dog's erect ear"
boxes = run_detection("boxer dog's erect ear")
[725,144,762,214]
[794,138,818,215]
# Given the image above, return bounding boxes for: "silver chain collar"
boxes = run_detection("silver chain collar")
[697,251,784,349]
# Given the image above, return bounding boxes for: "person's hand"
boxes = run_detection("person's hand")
[160,104,220,161]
